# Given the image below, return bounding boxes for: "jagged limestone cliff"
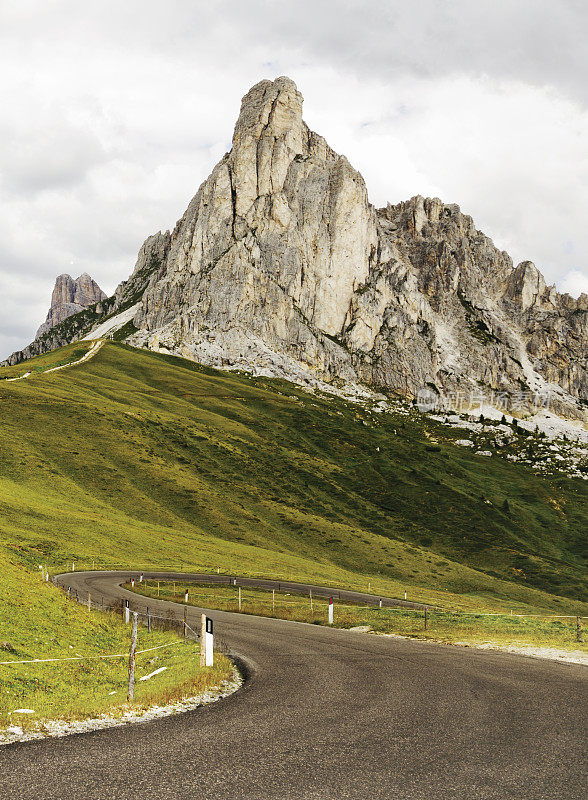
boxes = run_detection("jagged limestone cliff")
[129,77,586,419]
[5,77,587,420]
[36,273,106,338]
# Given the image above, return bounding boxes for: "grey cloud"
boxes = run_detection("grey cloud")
[3,2,586,101]
[0,126,106,194]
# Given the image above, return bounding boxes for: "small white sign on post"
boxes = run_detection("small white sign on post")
[205,617,214,666]
[328,596,334,624]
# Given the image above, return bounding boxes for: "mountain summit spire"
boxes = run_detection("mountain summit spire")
[233,76,304,147]
[229,77,307,218]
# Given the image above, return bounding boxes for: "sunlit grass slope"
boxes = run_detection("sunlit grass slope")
[0,340,94,378]
[0,342,586,617]
[0,559,231,728]
[133,581,587,653]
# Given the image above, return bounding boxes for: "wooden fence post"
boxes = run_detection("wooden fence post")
[127,612,138,701]
[577,617,582,642]
[238,586,242,611]
[183,606,187,640]
[310,589,313,612]
[424,608,428,630]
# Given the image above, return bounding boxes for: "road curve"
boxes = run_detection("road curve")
[1,570,586,800]
[74,570,429,610]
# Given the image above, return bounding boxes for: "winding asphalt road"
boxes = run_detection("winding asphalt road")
[1,570,586,800]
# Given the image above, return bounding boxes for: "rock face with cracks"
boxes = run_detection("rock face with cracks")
[36,274,106,338]
[6,77,587,421]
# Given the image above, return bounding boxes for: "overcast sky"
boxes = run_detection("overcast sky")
[1,0,587,359]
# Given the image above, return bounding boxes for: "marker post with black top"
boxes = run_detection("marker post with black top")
[205,617,214,666]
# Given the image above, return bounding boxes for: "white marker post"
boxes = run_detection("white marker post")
[184,589,189,603]
[200,614,206,667]
[124,599,130,624]
[205,617,214,666]
[238,586,242,611]
[139,573,143,583]
[379,598,382,608]
[404,590,407,601]
[328,596,334,625]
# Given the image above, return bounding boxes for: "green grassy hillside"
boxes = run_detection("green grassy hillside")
[0,559,231,729]
[0,341,586,616]
[0,340,94,378]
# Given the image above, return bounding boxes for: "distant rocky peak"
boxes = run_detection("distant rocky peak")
[35,273,106,339]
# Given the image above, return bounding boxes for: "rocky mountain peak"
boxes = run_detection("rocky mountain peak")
[229,76,306,217]
[35,273,106,339]
[233,77,303,148]
[6,77,587,424]
[128,76,585,419]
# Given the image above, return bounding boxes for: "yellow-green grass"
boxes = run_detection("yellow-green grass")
[0,341,95,378]
[0,560,232,729]
[0,339,586,724]
[132,582,587,653]
[0,341,586,617]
